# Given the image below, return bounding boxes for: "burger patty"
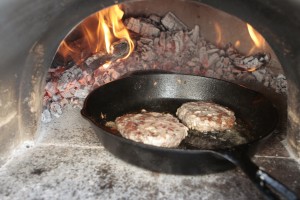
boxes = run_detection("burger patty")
[176,101,236,132]
[115,112,188,147]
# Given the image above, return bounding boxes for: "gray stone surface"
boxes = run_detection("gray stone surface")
[256,135,290,157]
[0,107,299,199]
[37,105,101,146]
[0,144,264,200]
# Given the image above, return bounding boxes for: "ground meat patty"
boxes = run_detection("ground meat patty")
[176,101,236,132]
[115,112,188,147]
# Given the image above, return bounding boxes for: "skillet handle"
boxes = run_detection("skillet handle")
[219,150,299,200]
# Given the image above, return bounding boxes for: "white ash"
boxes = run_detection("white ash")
[85,53,103,66]
[43,12,287,122]
[50,102,63,118]
[252,70,264,82]
[59,65,83,84]
[161,12,188,31]
[126,17,160,37]
[74,88,90,99]
[44,82,58,97]
[149,14,161,23]
[41,109,52,123]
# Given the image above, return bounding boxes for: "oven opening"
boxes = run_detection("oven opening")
[43,2,287,124]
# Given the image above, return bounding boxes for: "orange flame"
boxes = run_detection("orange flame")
[247,67,258,72]
[58,40,77,58]
[234,40,241,48]
[214,22,222,46]
[247,23,265,49]
[58,5,134,65]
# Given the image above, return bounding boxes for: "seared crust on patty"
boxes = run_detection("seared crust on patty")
[115,112,188,147]
[176,101,235,132]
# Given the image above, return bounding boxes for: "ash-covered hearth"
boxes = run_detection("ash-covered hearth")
[42,5,287,123]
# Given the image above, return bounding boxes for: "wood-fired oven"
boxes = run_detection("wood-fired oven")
[0,0,299,199]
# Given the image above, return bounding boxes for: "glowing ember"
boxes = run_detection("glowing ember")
[102,62,111,69]
[57,5,134,65]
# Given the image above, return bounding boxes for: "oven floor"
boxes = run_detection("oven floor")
[0,106,299,199]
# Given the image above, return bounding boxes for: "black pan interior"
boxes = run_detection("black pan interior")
[82,74,278,151]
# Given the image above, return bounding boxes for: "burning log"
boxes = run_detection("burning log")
[225,44,270,71]
[232,53,271,72]
[84,39,130,71]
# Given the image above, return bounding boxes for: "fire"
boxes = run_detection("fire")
[102,62,111,69]
[214,22,222,46]
[234,40,241,48]
[58,5,134,66]
[58,40,78,59]
[247,23,265,49]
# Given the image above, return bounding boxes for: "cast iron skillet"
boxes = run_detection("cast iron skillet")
[81,73,298,200]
